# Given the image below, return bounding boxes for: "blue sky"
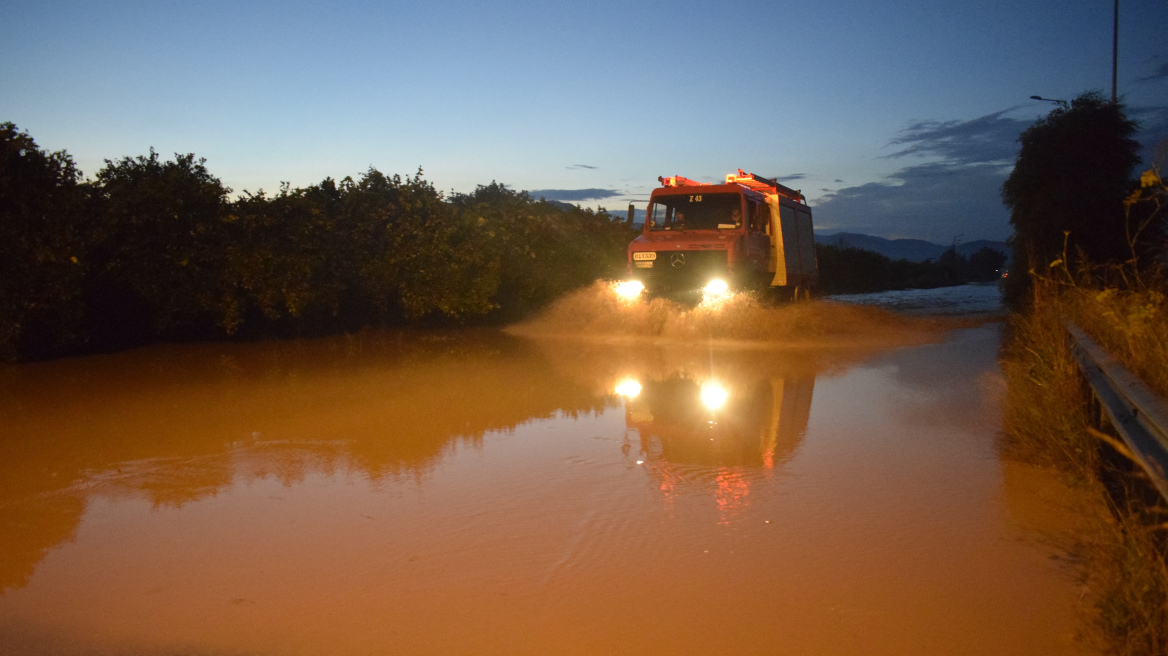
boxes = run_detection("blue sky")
[3,0,1166,243]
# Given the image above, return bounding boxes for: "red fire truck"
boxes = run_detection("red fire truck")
[624,170,817,299]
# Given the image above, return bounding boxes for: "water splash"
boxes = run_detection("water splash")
[509,280,967,349]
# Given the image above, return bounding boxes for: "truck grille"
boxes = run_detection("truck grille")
[636,250,729,291]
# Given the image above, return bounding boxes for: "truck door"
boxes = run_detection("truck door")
[777,204,805,284]
[794,208,818,285]
[743,200,770,285]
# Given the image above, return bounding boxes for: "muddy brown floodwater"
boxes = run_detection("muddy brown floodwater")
[0,291,1097,655]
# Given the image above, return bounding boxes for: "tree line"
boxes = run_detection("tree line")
[814,241,1007,295]
[1,123,636,361]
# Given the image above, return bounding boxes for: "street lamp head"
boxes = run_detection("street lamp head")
[1029,95,1069,107]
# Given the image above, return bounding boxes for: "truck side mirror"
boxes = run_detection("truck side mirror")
[626,204,635,226]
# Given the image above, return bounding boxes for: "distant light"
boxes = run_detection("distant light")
[614,280,644,301]
[700,381,729,410]
[615,378,642,398]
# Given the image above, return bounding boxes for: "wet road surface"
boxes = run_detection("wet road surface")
[0,292,1095,655]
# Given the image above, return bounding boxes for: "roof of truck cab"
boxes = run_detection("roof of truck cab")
[649,184,761,199]
[648,183,808,208]
[651,183,738,195]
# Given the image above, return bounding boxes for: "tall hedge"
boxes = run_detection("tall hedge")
[0,124,636,361]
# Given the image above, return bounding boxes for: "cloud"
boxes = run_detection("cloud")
[813,161,1013,243]
[566,164,598,170]
[775,173,806,182]
[526,188,620,201]
[813,102,1168,243]
[1131,104,1168,164]
[812,109,1031,243]
[885,109,1031,165]
[1137,63,1168,84]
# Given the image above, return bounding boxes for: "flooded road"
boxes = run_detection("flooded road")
[0,287,1095,655]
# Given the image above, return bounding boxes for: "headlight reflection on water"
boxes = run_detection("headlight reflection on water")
[614,378,642,399]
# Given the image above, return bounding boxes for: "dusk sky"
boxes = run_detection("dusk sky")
[4,0,1167,244]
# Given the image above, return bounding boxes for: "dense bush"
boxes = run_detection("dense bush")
[450,182,633,320]
[0,122,87,360]
[83,149,234,347]
[1001,92,1142,308]
[0,124,636,361]
[223,171,502,334]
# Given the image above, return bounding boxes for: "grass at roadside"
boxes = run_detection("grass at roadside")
[1064,285,1168,399]
[1000,278,1168,655]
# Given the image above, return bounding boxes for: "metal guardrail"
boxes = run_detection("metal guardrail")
[1067,323,1168,501]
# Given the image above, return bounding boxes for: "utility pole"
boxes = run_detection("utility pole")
[1112,0,1118,103]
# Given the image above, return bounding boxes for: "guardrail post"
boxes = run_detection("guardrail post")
[1066,323,1168,502]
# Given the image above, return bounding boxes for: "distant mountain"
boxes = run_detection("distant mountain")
[815,232,1009,264]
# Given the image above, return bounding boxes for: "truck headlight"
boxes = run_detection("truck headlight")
[703,279,729,295]
[614,280,644,300]
[700,381,729,410]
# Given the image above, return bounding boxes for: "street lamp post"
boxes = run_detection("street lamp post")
[1031,1,1117,108]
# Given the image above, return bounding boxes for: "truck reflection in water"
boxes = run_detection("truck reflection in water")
[616,371,814,523]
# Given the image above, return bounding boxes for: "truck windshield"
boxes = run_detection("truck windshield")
[647,193,742,231]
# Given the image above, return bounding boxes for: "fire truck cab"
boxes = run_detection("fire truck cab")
[625,170,817,298]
